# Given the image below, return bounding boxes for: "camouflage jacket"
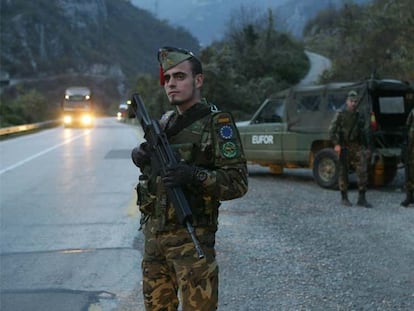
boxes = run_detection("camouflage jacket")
[140,100,248,232]
[329,109,370,147]
[406,108,414,142]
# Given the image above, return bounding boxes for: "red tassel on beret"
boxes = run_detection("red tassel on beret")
[159,65,165,86]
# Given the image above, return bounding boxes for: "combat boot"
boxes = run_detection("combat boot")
[400,190,413,207]
[341,191,352,207]
[356,191,372,208]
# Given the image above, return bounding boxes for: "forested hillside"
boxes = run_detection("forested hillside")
[0,0,199,126]
[1,3,309,125]
[0,0,199,78]
[303,0,413,82]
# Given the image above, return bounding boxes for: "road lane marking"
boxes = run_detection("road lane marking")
[0,131,89,175]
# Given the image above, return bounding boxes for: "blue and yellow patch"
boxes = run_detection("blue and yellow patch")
[213,112,242,159]
[219,125,234,140]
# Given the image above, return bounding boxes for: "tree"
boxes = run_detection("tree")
[304,0,414,82]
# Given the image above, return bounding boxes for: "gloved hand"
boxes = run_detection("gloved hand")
[162,162,197,188]
[131,142,151,169]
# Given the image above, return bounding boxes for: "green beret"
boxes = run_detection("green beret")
[157,46,195,71]
[347,90,358,99]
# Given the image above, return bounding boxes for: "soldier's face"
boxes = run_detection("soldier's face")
[163,60,203,107]
[346,98,358,111]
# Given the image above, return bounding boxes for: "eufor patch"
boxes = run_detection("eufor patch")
[221,141,238,158]
[219,125,233,139]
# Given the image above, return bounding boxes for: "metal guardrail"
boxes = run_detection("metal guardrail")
[0,120,61,136]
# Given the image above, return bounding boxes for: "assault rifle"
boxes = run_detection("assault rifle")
[130,93,205,259]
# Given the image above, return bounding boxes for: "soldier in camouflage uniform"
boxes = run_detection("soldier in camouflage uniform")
[329,90,372,208]
[131,46,248,310]
[401,108,414,207]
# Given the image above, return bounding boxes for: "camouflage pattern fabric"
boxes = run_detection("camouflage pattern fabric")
[406,109,414,191]
[329,109,370,147]
[142,226,218,311]
[406,146,414,191]
[158,47,195,72]
[138,100,247,310]
[338,142,369,192]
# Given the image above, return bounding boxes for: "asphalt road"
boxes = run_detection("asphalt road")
[0,118,143,311]
[300,51,332,85]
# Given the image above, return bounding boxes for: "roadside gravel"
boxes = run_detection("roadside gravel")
[218,165,414,311]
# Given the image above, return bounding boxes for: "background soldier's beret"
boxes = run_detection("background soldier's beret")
[347,90,358,99]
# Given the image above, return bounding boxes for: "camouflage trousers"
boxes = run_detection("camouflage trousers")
[142,225,218,311]
[338,144,369,192]
[405,144,414,191]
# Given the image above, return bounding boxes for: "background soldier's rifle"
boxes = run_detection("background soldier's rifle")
[130,93,205,259]
[338,129,348,177]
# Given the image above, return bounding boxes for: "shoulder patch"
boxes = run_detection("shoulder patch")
[219,124,234,139]
[221,141,238,158]
[212,113,236,139]
[211,111,242,159]
[213,112,232,124]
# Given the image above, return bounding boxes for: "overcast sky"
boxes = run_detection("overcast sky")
[131,0,292,44]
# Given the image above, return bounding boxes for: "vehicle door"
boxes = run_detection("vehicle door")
[283,89,329,163]
[239,98,285,163]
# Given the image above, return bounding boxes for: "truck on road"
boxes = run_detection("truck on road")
[62,87,95,127]
[237,78,414,188]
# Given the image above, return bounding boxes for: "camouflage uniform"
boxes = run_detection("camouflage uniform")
[329,93,372,207]
[137,99,248,309]
[401,108,414,207]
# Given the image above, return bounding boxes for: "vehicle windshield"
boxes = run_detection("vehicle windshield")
[254,99,285,123]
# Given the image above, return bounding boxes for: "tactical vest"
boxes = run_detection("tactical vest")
[338,110,366,145]
[145,102,234,232]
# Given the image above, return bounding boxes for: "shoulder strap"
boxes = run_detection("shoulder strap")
[165,104,213,138]
[159,110,176,130]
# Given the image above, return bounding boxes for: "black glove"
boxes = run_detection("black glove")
[131,142,151,169]
[162,162,197,188]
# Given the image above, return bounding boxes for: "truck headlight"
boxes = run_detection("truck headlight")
[63,115,72,124]
[82,114,93,125]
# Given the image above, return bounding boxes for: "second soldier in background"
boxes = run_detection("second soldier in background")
[329,90,373,208]
[401,107,414,207]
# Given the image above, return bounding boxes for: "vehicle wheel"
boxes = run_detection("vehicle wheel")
[313,148,339,189]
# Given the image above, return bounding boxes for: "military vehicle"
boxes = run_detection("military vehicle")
[237,78,414,188]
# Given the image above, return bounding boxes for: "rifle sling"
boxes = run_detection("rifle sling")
[340,111,360,144]
[347,113,359,142]
[165,105,212,138]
